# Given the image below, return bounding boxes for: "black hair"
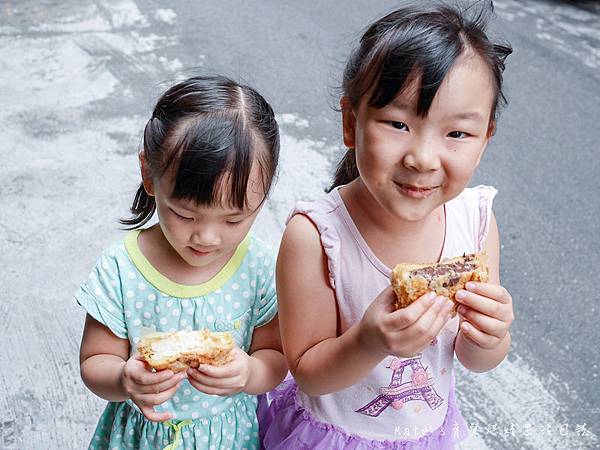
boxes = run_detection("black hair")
[120,75,280,228]
[329,1,512,191]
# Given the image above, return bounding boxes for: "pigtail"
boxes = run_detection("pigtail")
[327,148,359,192]
[119,116,163,229]
[119,184,156,229]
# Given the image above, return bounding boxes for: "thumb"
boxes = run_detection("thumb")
[374,285,398,313]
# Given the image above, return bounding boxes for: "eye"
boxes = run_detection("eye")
[390,121,409,131]
[171,209,193,221]
[448,131,468,139]
[226,219,244,226]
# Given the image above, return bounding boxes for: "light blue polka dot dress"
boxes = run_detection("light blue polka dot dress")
[75,229,278,450]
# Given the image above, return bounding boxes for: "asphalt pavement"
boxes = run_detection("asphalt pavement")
[0,1,598,449]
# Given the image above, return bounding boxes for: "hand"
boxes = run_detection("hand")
[186,347,252,396]
[455,282,514,350]
[121,354,187,422]
[358,286,455,358]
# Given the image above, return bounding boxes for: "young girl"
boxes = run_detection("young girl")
[76,75,287,450]
[262,4,515,449]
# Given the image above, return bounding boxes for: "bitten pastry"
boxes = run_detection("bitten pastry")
[137,329,235,372]
[391,253,489,316]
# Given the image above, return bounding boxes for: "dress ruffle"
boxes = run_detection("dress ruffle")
[286,200,341,289]
[260,377,468,450]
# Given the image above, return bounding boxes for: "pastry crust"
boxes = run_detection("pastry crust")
[137,329,235,372]
[391,253,489,316]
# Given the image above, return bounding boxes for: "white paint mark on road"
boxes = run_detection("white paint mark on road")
[496,0,600,70]
[97,0,147,28]
[154,9,177,24]
[0,37,118,110]
[456,352,598,449]
[253,114,333,244]
[278,113,310,129]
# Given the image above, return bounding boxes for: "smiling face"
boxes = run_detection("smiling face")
[142,161,266,271]
[343,52,495,223]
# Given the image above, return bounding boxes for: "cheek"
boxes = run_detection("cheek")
[444,154,480,186]
[356,140,395,183]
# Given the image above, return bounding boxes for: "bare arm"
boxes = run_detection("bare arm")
[241,315,288,394]
[79,314,129,401]
[277,214,454,395]
[455,213,514,372]
[80,314,183,422]
[277,215,386,395]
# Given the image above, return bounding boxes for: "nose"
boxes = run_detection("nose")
[402,134,441,173]
[191,225,221,247]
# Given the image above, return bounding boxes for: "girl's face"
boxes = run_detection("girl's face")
[343,53,495,223]
[146,164,265,270]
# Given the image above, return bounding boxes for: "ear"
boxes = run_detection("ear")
[486,120,496,139]
[340,96,357,149]
[139,152,155,196]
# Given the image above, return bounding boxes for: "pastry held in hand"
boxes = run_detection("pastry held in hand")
[391,253,489,316]
[137,329,235,372]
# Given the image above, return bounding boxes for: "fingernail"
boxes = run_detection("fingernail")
[443,301,454,312]
[436,296,445,305]
[466,282,476,290]
[462,322,471,332]
[426,292,436,302]
[456,291,466,300]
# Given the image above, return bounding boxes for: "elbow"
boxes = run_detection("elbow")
[289,363,331,396]
[292,373,323,396]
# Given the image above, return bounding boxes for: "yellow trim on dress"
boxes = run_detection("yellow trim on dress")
[124,229,250,298]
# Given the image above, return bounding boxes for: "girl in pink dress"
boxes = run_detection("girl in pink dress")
[261,3,515,449]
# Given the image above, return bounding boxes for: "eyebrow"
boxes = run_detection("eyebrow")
[170,204,246,217]
[389,100,485,123]
[389,99,414,111]
[448,112,486,122]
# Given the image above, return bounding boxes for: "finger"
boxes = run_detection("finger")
[188,379,235,396]
[457,306,508,339]
[385,291,437,329]
[404,297,454,345]
[141,372,187,394]
[195,362,239,379]
[139,380,183,406]
[133,353,155,371]
[379,286,401,313]
[465,282,512,305]
[140,404,173,423]
[187,368,238,389]
[460,321,502,350]
[455,290,511,321]
[134,367,176,385]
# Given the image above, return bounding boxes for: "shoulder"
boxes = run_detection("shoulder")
[91,236,132,273]
[282,214,322,254]
[450,185,497,205]
[447,185,498,253]
[285,190,341,226]
[278,214,330,285]
[447,185,498,221]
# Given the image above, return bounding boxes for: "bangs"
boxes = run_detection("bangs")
[365,17,463,115]
[344,6,470,116]
[161,112,263,210]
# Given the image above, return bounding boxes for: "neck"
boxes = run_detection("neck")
[339,178,446,266]
[343,178,444,237]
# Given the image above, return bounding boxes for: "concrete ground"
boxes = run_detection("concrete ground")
[0,0,598,449]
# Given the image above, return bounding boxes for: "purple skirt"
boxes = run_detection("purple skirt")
[258,375,468,450]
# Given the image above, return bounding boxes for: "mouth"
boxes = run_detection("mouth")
[189,247,216,256]
[394,182,440,199]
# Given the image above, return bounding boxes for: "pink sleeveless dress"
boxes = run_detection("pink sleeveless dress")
[260,185,497,449]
